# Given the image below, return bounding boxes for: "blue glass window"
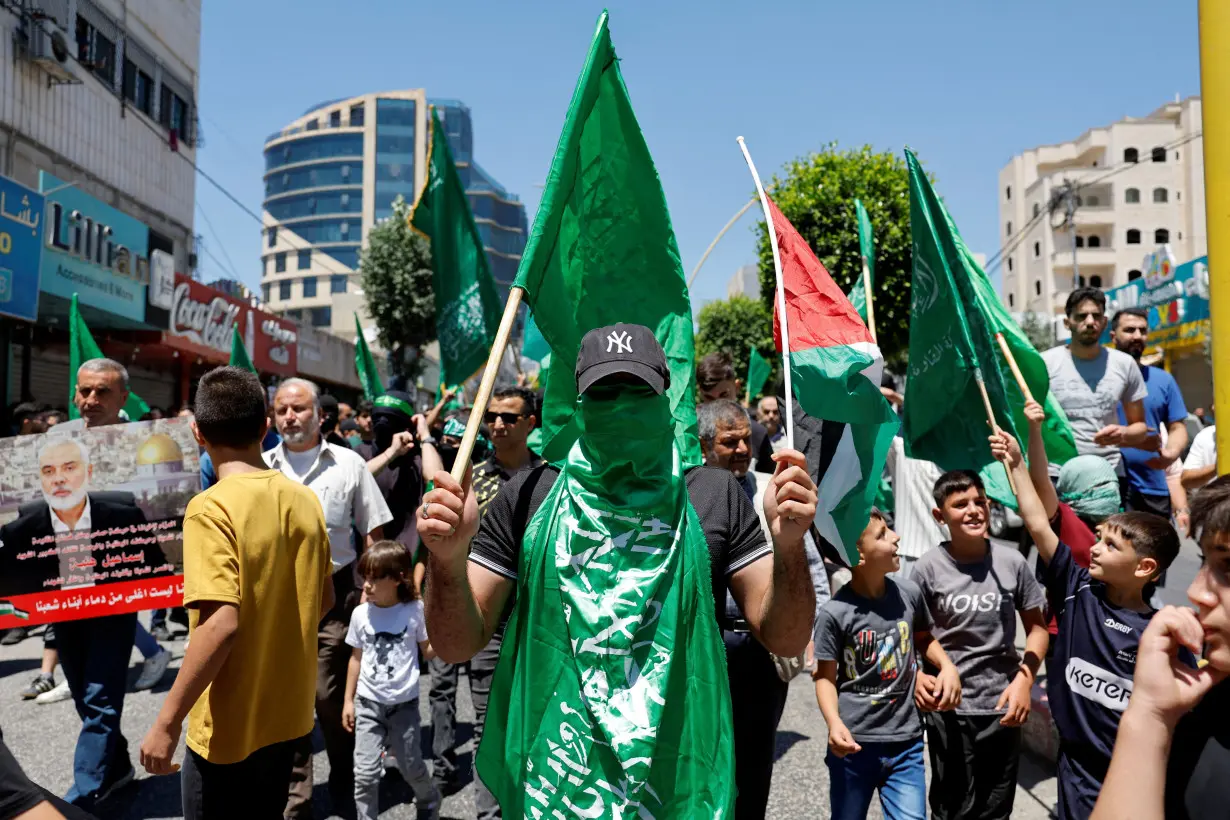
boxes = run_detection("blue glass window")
[275,252,287,273]
[278,219,362,245]
[310,306,332,327]
[331,274,348,294]
[279,279,291,300]
[264,162,360,197]
[266,191,360,221]
[318,246,360,269]
[376,98,416,126]
[298,249,311,269]
[267,227,277,248]
[265,133,363,171]
[302,276,317,298]
[262,283,271,302]
[350,104,365,127]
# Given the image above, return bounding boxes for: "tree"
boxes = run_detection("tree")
[359,196,436,381]
[1017,311,1057,352]
[755,144,924,363]
[694,295,779,398]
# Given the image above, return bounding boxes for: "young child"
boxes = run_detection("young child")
[911,469,1049,820]
[343,541,440,820]
[814,510,962,820]
[138,366,334,819]
[991,407,1184,820]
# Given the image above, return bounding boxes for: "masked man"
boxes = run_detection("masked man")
[418,324,817,818]
[357,391,424,556]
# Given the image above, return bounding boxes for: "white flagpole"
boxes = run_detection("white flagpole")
[736,136,794,450]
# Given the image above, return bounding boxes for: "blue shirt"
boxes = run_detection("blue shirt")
[1118,365,1187,496]
[199,429,282,490]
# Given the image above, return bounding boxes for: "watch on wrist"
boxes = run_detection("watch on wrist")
[421,436,438,447]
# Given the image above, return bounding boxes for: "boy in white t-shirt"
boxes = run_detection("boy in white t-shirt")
[343,541,440,820]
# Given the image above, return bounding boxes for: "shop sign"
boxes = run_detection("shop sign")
[38,172,149,323]
[1102,250,1210,348]
[0,174,44,322]
[166,275,298,375]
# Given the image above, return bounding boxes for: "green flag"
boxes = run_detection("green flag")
[746,345,771,401]
[352,313,385,400]
[903,150,1076,507]
[508,11,701,466]
[847,198,875,322]
[520,312,550,363]
[228,324,256,374]
[410,108,503,387]
[68,293,149,421]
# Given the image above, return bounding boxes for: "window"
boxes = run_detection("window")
[329,110,341,128]
[1155,228,1170,244]
[1033,241,1041,258]
[1008,293,1015,307]
[1007,257,1014,272]
[279,279,291,300]
[1035,280,1042,296]
[302,276,317,298]
[75,15,116,88]
[1153,187,1169,203]
[1126,229,1141,245]
[1151,146,1167,163]
[1006,221,1012,236]
[1179,231,1183,240]
[305,119,319,131]
[275,252,287,273]
[1088,236,1101,248]
[159,85,189,139]
[1091,275,1103,288]
[1005,186,1012,201]
[1124,148,1139,163]
[350,104,365,127]
[267,227,277,248]
[330,274,348,294]
[310,306,332,327]
[1086,195,1100,207]
[1177,191,1182,201]
[262,284,270,303]
[298,249,312,269]
[1078,275,1087,287]
[1075,235,1085,248]
[1033,202,1041,218]
[121,60,154,115]
[1125,188,1141,204]
[1128,269,1143,281]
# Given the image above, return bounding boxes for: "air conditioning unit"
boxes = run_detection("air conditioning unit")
[25,18,76,83]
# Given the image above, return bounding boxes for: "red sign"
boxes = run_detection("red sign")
[0,577,183,629]
[163,274,297,376]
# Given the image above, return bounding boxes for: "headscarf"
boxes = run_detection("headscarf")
[1057,455,1121,520]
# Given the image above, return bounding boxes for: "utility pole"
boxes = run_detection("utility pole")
[1049,181,1081,291]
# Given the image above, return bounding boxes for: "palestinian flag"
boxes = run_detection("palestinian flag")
[0,602,29,620]
[766,195,898,566]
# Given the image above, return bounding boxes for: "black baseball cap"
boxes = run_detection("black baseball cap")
[575,323,671,396]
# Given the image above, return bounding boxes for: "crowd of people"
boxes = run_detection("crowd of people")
[0,309,1225,820]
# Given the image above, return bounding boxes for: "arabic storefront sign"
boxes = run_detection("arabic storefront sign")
[0,174,45,322]
[1102,249,1210,349]
[0,418,199,626]
[166,274,299,376]
[38,171,150,324]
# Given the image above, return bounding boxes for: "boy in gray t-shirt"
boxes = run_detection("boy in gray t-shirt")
[814,509,960,820]
[912,470,1048,820]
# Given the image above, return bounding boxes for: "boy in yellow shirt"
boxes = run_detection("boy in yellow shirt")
[138,366,334,819]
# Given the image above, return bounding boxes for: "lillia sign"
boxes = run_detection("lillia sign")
[164,274,298,376]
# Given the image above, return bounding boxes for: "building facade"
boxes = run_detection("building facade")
[997,97,1205,324]
[726,264,760,300]
[259,91,527,343]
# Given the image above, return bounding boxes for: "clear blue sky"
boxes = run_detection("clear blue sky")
[195,0,1201,314]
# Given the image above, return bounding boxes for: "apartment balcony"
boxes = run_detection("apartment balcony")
[1051,247,1117,268]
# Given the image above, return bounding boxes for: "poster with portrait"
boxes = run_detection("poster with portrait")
[0,418,199,627]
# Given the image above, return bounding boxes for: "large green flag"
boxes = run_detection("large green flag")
[228,324,256,374]
[746,345,771,401]
[68,293,149,420]
[508,11,701,466]
[903,150,1076,506]
[847,198,875,322]
[352,313,384,400]
[410,108,503,387]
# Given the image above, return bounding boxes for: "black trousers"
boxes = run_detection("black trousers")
[924,711,1021,820]
[182,735,302,820]
[723,631,789,820]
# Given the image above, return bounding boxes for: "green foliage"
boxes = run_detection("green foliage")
[695,295,778,398]
[359,196,436,380]
[1017,311,1057,352]
[755,144,922,361]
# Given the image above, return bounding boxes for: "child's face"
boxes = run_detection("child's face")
[363,574,403,607]
[934,487,989,540]
[1089,525,1155,587]
[856,517,901,573]
[1189,533,1230,673]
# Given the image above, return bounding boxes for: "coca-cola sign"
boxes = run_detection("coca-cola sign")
[162,275,298,377]
[171,280,240,354]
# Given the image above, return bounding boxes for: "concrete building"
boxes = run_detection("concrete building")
[727,264,760,300]
[997,97,1204,324]
[259,91,527,345]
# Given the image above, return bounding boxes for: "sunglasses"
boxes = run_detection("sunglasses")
[484,411,526,425]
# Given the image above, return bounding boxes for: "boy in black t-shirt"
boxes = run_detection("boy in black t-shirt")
[814,509,961,820]
[992,415,1182,820]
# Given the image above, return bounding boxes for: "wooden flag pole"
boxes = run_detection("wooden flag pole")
[862,257,878,345]
[976,373,1019,497]
[737,135,794,450]
[994,332,1035,403]
[449,287,524,483]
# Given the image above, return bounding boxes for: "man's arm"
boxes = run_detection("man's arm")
[1183,463,1218,490]
[415,414,444,480]
[1121,399,1150,447]
[366,432,415,477]
[424,389,456,431]
[139,601,240,774]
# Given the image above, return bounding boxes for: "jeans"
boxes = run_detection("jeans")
[150,608,167,630]
[826,739,927,820]
[354,696,439,819]
[429,636,501,819]
[55,612,137,805]
[181,734,301,820]
[133,620,160,660]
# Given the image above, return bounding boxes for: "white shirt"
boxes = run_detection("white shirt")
[345,600,428,705]
[1183,425,1219,489]
[887,436,947,560]
[265,440,393,571]
[52,495,93,590]
[50,496,92,534]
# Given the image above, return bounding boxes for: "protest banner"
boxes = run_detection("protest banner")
[0,417,199,627]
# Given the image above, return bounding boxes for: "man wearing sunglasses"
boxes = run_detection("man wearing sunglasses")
[428,385,542,815]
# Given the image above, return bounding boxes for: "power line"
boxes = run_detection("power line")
[194,203,243,282]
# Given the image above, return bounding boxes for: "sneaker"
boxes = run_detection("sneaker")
[134,649,172,691]
[0,627,29,646]
[20,673,55,700]
[95,763,135,804]
[150,624,173,642]
[416,799,441,820]
[35,679,71,704]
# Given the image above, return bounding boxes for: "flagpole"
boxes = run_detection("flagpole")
[994,332,1035,403]
[861,258,878,344]
[449,287,524,483]
[976,374,1019,497]
[737,136,794,450]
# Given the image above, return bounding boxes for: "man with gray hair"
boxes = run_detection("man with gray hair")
[266,377,393,819]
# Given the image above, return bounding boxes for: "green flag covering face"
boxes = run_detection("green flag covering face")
[746,346,771,401]
[228,324,256,374]
[847,199,875,323]
[68,294,149,421]
[353,313,385,400]
[410,109,503,387]
[477,388,734,817]
[511,11,701,467]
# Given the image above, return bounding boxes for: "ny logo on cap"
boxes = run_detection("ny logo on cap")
[606,330,632,355]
